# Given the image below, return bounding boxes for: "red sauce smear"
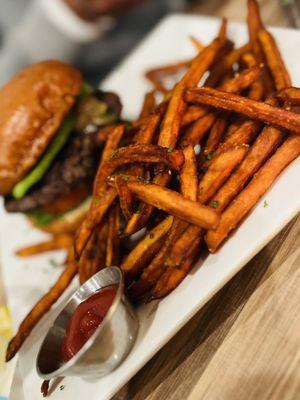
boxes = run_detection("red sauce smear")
[61,285,118,361]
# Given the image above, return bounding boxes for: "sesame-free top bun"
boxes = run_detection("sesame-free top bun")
[0,60,83,195]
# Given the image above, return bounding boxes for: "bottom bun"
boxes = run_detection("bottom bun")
[28,198,91,235]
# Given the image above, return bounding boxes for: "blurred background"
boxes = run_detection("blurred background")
[0,0,299,398]
[0,0,298,87]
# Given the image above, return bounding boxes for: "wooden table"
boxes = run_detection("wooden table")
[114,1,300,399]
[1,2,299,400]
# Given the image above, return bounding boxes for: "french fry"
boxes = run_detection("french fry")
[258,28,291,91]
[184,30,227,88]
[133,113,162,145]
[241,52,264,101]
[211,119,262,160]
[210,125,284,212]
[204,112,230,156]
[95,144,184,189]
[159,146,244,277]
[88,222,108,278]
[96,124,118,144]
[79,144,183,251]
[275,87,300,106]
[123,202,156,237]
[125,65,262,236]
[205,43,251,87]
[247,0,274,95]
[182,104,209,126]
[206,134,300,252]
[145,59,191,93]
[185,87,300,134]
[218,18,227,41]
[115,175,133,220]
[181,111,218,147]
[158,79,186,147]
[145,74,167,94]
[146,60,190,77]
[6,254,78,361]
[247,0,264,53]
[129,146,198,300]
[220,65,262,92]
[182,63,261,126]
[151,234,201,299]
[78,230,97,284]
[138,91,156,119]
[100,124,126,166]
[166,224,202,269]
[129,218,187,301]
[106,206,120,267]
[127,181,220,230]
[74,187,117,260]
[132,101,168,130]
[16,234,73,257]
[122,102,169,236]
[182,65,262,146]
[159,34,226,148]
[75,124,126,260]
[180,145,198,201]
[123,145,184,237]
[121,215,174,282]
[207,94,277,164]
[189,35,204,51]
[130,107,166,195]
[198,145,249,204]
[225,117,246,138]
[122,147,173,238]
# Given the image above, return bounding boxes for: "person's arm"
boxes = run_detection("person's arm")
[0,0,114,86]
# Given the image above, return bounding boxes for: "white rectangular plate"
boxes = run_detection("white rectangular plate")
[1,14,300,400]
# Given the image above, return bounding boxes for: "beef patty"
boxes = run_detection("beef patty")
[5,131,99,213]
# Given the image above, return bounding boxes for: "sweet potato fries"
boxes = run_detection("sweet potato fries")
[7,0,300,369]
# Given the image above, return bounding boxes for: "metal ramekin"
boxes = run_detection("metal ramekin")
[36,267,139,380]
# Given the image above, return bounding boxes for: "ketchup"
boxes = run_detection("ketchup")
[61,285,118,361]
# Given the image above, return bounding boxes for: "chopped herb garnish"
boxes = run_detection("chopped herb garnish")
[212,200,219,208]
[123,175,130,182]
[135,204,142,214]
[206,153,213,160]
[59,385,65,391]
[94,197,101,205]
[144,177,151,185]
[167,147,174,153]
[49,258,61,268]
[136,176,143,183]
[111,149,119,159]
[263,200,268,208]
[125,121,133,129]
[149,233,155,239]
[74,163,81,168]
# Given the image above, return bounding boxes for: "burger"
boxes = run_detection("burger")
[0,60,122,234]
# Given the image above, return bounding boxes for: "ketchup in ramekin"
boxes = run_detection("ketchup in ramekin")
[61,285,118,361]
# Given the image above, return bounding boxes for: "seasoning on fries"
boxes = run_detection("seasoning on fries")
[185,87,300,134]
[6,0,300,375]
[205,134,300,252]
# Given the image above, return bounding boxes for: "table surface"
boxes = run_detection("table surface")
[2,1,300,400]
[114,1,300,400]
